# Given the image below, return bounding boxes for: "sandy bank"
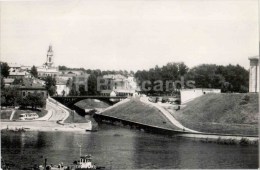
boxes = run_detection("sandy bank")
[0,120,91,133]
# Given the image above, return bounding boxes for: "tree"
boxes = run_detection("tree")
[186,64,249,93]
[69,83,78,96]
[31,65,38,78]
[19,92,46,109]
[1,76,5,91]
[45,76,56,96]
[62,90,65,97]
[0,62,10,78]
[2,86,20,106]
[87,74,98,95]
[79,85,87,96]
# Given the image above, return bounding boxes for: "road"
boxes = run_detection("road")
[1,97,91,132]
[140,96,200,133]
[36,98,69,122]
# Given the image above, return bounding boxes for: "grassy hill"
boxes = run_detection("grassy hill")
[172,93,258,135]
[75,99,110,109]
[102,98,179,130]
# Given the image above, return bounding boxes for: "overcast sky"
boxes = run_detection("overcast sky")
[1,0,259,71]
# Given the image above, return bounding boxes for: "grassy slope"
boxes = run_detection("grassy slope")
[102,98,179,130]
[75,99,110,109]
[0,110,13,119]
[63,110,90,123]
[172,93,258,135]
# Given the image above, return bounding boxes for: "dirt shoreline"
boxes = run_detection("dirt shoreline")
[0,120,92,133]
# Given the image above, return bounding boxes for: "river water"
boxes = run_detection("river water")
[1,124,258,169]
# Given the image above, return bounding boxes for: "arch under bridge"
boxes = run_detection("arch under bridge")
[51,96,127,108]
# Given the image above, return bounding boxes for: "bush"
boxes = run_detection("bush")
[240,95,250,105]
[239,138,250,146]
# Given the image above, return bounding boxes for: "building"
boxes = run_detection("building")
[8,63,31,79]
[3,78,15,86]
[56,78,70,96]
[100,74,138,96]
[37,45,59,78]
[180,88,221,104]
[18,78,48,98]
[249,56,259,93]
[72,73,90,92]
[37,67,59,78]
[8,63,21,72]
[8,70,31,79]
[58,70,84,81]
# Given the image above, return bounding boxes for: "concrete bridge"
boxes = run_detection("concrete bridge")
[51,96,127,108]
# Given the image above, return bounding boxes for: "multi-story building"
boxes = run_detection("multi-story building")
[100,74,138,96]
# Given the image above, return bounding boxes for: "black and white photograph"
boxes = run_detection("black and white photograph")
[0,0,259,169]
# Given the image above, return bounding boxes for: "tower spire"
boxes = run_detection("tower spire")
[46,44,54,67]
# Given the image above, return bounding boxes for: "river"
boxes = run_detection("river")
[1,124,258,169]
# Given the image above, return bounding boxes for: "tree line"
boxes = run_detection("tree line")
[134,62,249,94]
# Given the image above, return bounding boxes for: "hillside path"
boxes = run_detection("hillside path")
[140,96,200,133]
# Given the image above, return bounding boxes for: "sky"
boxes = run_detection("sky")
[0,0,259,71]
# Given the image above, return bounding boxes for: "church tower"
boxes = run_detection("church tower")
[46,45,54,67]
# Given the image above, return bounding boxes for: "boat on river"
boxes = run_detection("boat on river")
[39,154,106,170]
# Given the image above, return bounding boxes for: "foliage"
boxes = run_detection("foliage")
[44,76,56,96]
[79,84,87,96]
[1,87,20,106]
[31,65,38,78]
[1,76,4,91]
[69,83,78,96]
[186,64,249,93]
[19,92,46,109]
[135,62,189,94]
[87,74,99,95]
[135,63,249,94]
[0,62,10,78]
[239,138,250,146]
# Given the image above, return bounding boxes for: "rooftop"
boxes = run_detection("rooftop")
[18,78,46,90]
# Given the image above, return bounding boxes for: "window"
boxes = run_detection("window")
[23,92,26,96]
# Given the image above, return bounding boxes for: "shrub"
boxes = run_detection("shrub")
[239,138,250,146]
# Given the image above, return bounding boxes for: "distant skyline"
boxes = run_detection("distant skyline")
[1,0,259,71]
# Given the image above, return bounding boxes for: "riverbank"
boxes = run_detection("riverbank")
[101,97,180,130]
[0,120,91,133]
[166,93,258,135]
[0,108,48,120]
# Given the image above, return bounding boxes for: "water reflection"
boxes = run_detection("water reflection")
[1,125,258,169]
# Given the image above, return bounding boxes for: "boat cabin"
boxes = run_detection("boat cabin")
[77,155,96,169]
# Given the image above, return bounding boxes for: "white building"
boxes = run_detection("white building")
[249,56,259,93]
[100,74,139,97]
[180,88,221,104]
[56,78,70,96]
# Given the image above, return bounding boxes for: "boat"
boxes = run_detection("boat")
[39,155,106,170]
[65,154,106,170]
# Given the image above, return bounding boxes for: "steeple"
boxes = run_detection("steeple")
[46,45,54,67]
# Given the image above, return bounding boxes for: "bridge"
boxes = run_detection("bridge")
[51,96,127,108]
